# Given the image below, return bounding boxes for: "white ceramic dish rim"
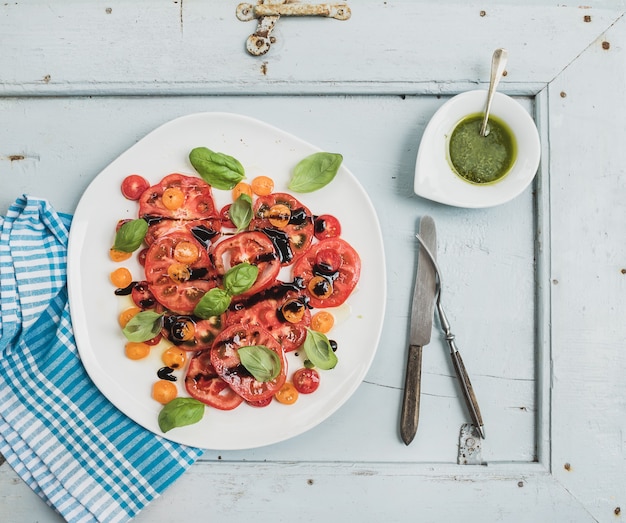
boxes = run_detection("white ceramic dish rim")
[67,112,387,450]
[414,90,541,208]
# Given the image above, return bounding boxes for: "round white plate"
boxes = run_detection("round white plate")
[414,90,541,208]
[67,112,386,450]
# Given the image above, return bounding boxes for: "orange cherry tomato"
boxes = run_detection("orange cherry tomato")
[281,299,306,323]
[275,382,298,405]
[232,182,253,201]
[124,341,151,360]
[174,241,200,264]
[307,276,333,300]
[109,248,132,262]
[152,380,178,404]
[167,262,191,283]
[251,176,274,196]
[162,187,185,210]
[118,306,141,328]
[311,311,335,333]
[267,204,291,228]
[161,346,187,369]
[110,267,133,288]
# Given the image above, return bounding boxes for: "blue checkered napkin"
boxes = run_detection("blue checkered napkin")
[0,196,204,523]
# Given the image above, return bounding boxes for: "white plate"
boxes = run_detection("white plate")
[67,112,386,450]
[414,90,541,208]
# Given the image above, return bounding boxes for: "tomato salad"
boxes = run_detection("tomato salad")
[110,149,360,433]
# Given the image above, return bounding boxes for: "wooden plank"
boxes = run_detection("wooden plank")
[0,1,624,96]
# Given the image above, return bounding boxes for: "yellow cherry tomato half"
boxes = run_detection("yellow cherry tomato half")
[174,241,200,264]
[311,311,335,333]
[162,187,185,210]
[268,204,291,228]
[152,380,178,405]
[169,318,196,342]
[109,248,132,262]
[281,299,306,324]
[232,182,253,201]
[307,275,333,300]
[110,267,133,288]
[167,262,191,283]
[161,346,187,369]
[124,341,151,360]
[251,176,274,196]
[275,382,299,405]
[118,306,141,328]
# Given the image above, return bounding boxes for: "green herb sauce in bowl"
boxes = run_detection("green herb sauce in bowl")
[448,113,517,185]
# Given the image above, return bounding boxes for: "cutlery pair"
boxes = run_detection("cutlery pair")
[400,216,485,445]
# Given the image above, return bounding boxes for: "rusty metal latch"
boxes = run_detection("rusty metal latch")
[236,1,351,56]
[457,423,487,465]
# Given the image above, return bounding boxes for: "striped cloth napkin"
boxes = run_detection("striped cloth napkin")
[0,196,204,523]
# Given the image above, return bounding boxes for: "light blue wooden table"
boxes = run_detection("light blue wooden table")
[1,1,625,521]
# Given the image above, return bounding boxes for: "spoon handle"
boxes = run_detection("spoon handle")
[480,48,509,137]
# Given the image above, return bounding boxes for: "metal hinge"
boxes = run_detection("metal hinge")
[236,1,351,56]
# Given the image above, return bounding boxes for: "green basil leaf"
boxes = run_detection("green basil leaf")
[223,262,259,296]
[303,329,338,370]
[288,152,343,193]
[158,397,205,433]
[237,345,281,382]
[189,147,245,190]
[113,219,148,252]
[193,288,231,319]
[229,193,253,232]
[122,311,163,342]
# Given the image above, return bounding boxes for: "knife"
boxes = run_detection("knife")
[400,216,437,445]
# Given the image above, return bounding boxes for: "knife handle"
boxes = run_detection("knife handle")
[400,344,423,445]
[450,349,484,436]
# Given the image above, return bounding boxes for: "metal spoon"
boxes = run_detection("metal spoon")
[415,233,485,439]
[479,48,509,137]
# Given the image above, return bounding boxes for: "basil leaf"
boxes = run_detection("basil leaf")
[303,329,338,370]
[113,219,148,252]
[122,311,163,342]
[229,193,253,232]
[158,397,205,433]
[288,152,343,193]
[223,262,259,296]
[193,288,231,319]
[189,147,245,190]
[237,345,281,382]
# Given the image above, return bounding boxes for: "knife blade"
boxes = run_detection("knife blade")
[400,216,437,445]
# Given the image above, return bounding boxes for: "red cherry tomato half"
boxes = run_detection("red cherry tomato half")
[121,175,150,201]
[219,204,235,229]
[292,368,320,394]
[314,214,341,240]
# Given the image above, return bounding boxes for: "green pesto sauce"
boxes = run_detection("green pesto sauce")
[448,113,517,184]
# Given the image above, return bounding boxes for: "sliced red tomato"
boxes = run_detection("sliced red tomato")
[144,230,217,314]
[211,231,280,297]
[139,173,218,220]
[314,214,342,240]
[210,324,287,403]
[293,237,361,308]
[251,193,315,265]
[226,282,310,352]
[121,174,150,201]
[293,368,320,394]
[185,350,244,410]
